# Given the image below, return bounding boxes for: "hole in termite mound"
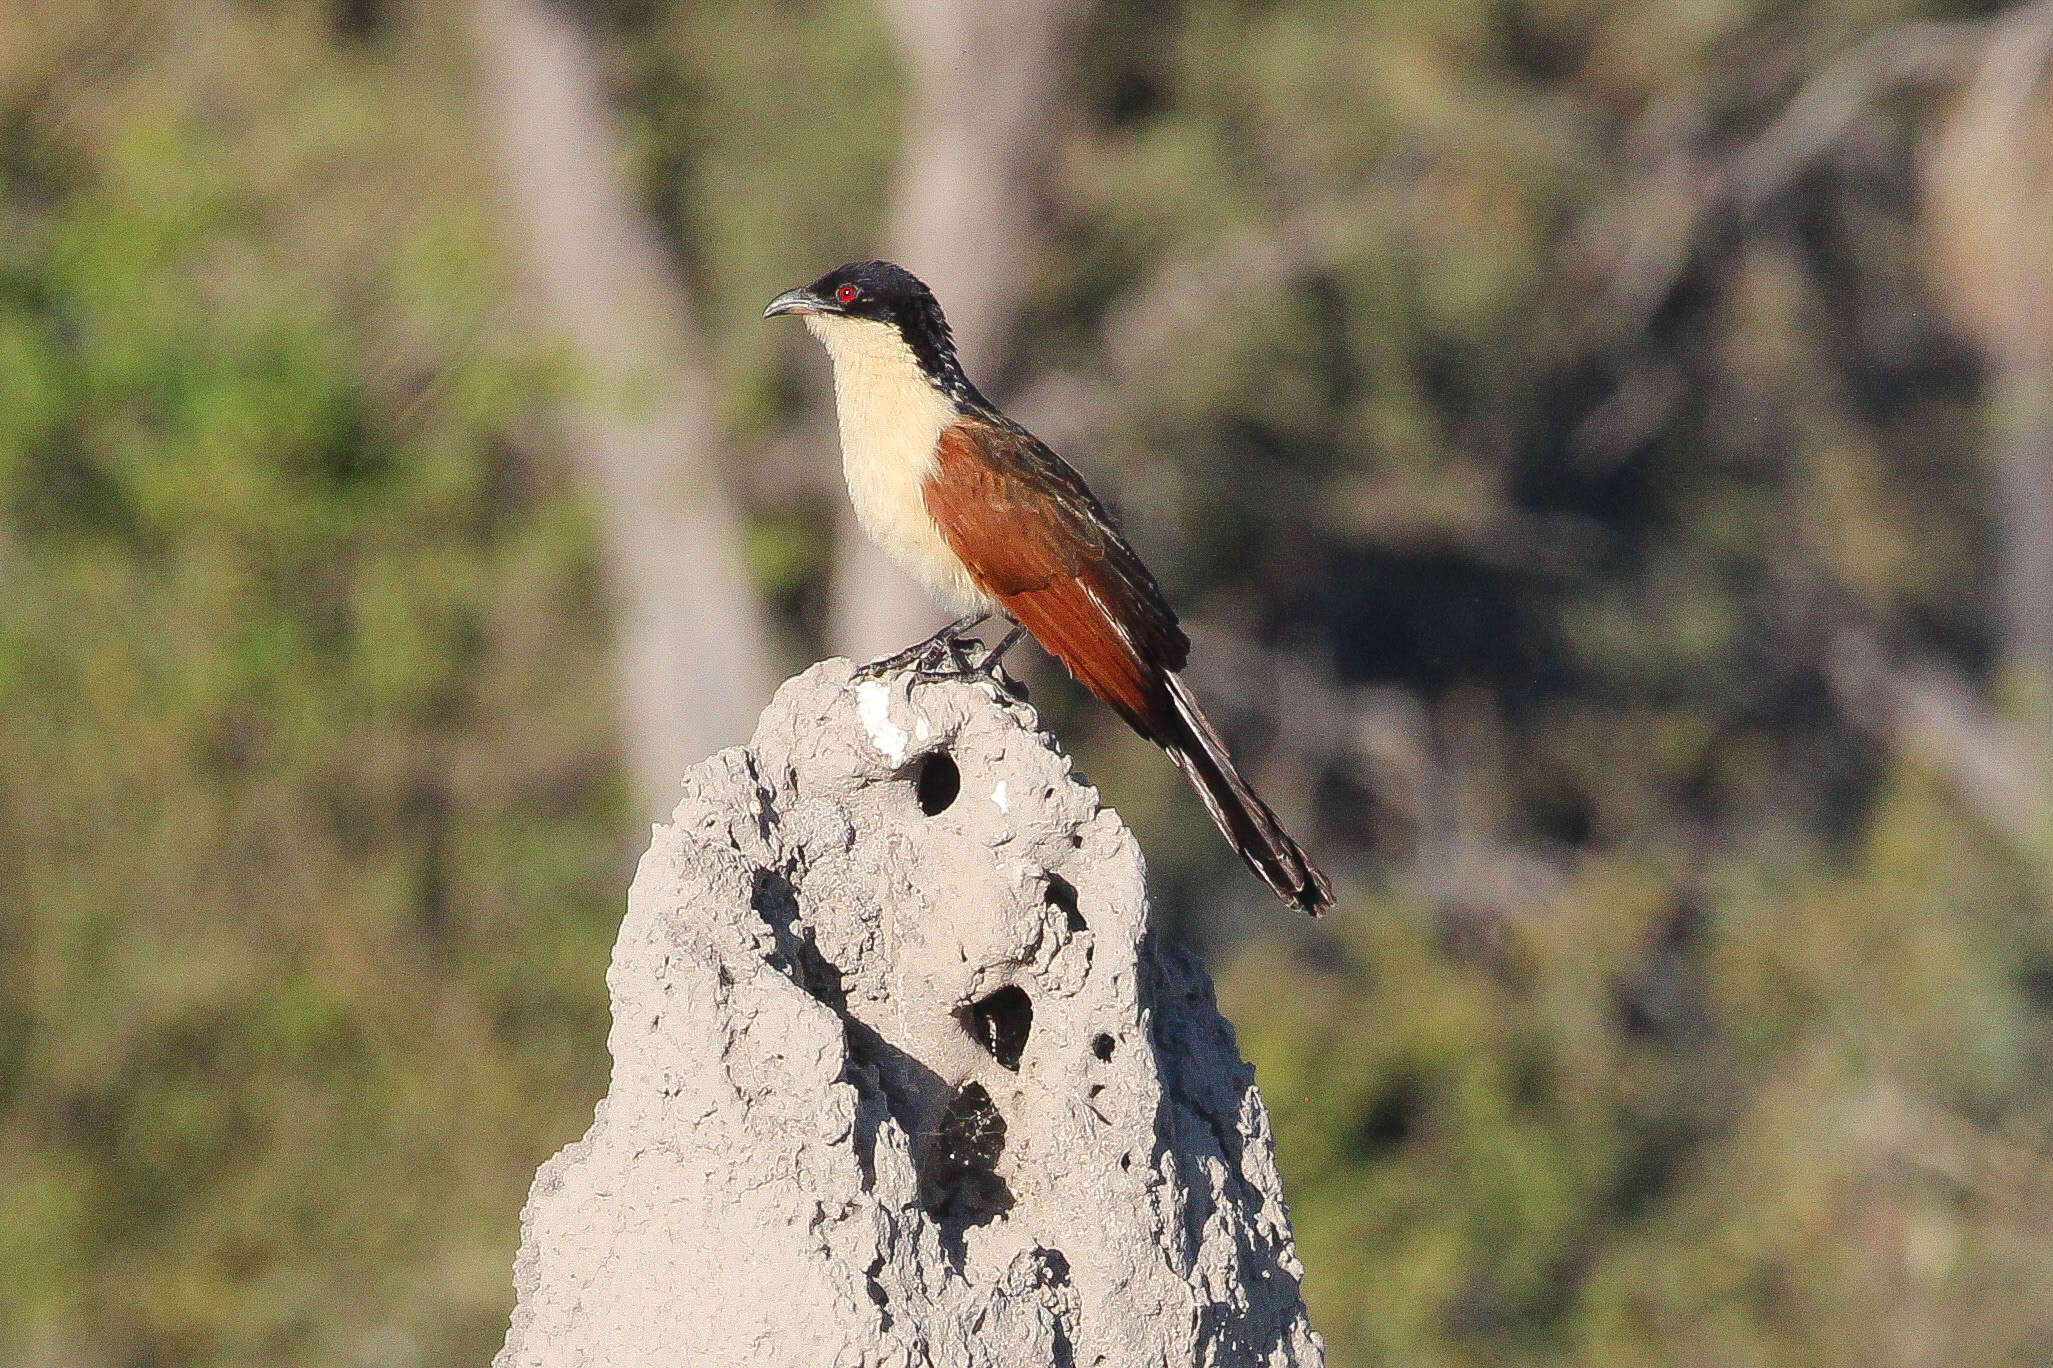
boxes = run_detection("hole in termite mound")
[963,985,1032,1071]
[921,1081,1012,1224]
[1091,1033,1115,1062]
[914,751,960,815]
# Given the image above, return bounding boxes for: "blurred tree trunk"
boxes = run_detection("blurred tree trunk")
[466,0,774,818]
[825,0,1086,662]
[1925,1,2053,705]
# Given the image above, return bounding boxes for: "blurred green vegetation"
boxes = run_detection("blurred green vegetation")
[1,4,628,1363]
[7,0,2053,1365]
[1227,780,2053,1366]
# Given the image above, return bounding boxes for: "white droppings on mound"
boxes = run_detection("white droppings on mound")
[855,676,909,765]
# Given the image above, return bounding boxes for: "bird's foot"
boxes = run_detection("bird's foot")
[853,614,990,681]
[853,620,1029,699]
[901,639,1028,700]
[852,635,980,680]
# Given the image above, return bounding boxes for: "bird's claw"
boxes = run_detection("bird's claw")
[855,635,982,681]
[855,634,1027,699]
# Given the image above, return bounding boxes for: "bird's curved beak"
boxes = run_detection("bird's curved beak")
[763,286,825,319]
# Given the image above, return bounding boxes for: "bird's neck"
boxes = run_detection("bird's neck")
[802,312,990,612]
[805,315,961,472]
[806,313,971,401]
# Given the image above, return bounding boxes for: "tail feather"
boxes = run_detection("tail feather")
[1159,672,1334,916]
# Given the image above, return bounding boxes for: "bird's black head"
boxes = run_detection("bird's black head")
[763,260,973,401]
[764,260,936,327]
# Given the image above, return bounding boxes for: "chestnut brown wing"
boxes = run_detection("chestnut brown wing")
[924,414,1187,735]
[925,412,1334,914]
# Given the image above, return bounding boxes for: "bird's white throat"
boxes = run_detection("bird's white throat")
[804,313,990,611]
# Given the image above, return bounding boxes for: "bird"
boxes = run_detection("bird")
[765,260,1333,915]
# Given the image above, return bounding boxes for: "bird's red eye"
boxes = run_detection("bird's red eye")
[835,283,860,305]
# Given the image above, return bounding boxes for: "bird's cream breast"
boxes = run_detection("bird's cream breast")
[805,314,992,611]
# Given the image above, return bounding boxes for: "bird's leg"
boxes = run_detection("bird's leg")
[975,625,1028,672]
[971,624,1030,699]
[855,613,989,678]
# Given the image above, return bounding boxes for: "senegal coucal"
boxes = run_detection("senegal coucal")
[765,261,1333,915]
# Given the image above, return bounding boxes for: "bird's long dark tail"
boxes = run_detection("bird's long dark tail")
[1158,671,1334,915]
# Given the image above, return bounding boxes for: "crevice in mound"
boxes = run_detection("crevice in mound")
[864,1253,893,1332]
[1036,1249,1076,1368]
[843,1019,950,1193]
[751,868,845,1010]
[1046,873,1084,932]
